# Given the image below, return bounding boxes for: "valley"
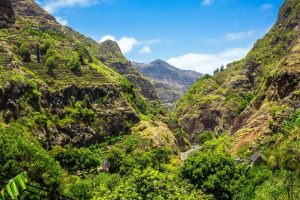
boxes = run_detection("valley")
[0,0,299,199]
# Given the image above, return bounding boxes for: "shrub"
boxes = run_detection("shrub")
[181,151,245,199]
[196,131,215,144]
[45,56,57,73]
[67,53,81,72]
[282,108,300,134]
[54,146,102,173]
[237,92,254,114]
[67,101,95,122]
[18,42,31,62]
[40,41,50,55]
[44,49,56,60]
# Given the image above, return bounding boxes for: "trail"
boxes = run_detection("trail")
[181,145,200,160]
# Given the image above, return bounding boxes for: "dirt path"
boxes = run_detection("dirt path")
[181,145,200,160]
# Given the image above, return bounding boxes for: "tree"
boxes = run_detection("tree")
[181,152,244,199]
[45,56,57,74]
[213,67,220,75]
[1,172,28,200]
[18,42,31,62]
[196,131,215,144]
[220,65,225,71]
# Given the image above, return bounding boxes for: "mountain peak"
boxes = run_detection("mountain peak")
[132,60,203,105]
[98,39,125,63]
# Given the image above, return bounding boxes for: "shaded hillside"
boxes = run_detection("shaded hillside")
[176,0,300,157]
[133,59,202,105]
[98,40,158,101]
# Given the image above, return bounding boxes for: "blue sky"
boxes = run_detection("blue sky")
[36,0,283,74]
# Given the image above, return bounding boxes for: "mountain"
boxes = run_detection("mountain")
[132,59,203,105]
[0,0,300,199]
[176,0,300,162]
[98,40,158,101]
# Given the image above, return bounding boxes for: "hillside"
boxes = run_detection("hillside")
[0,0,299,199]
[98,40,158,101]
[176,0,300,165]
[133,59,202,105]
[0,1,174,198]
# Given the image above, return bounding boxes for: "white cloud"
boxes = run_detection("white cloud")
[55,16,68,26]
[99,35,116,43]
[139,45,151,54]
[43,0,98,13]
[225,30,255,41]
[167,47,251,74]
[260,3,273,11]
[99,35,161,54]
[118,37,138,54]
[202,0,214,6]
[204,30,255,43]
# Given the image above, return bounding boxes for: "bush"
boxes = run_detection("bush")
[282,108,300,134]
[18,42,31,62]
[40,41,50,55]
[66,101,95,122]
[67,53,81,72]
[45,56,57,73]
[196,131,215,144]
[237,92,254,114]
[181,151,245,199]
[0,125,64,192]
[54,146,102,173]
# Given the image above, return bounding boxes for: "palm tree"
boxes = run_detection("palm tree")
[0,172,28,200]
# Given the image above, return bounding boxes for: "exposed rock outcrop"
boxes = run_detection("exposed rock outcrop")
[175,0,300,147]
[98,40,159,101]
[0,0,15,28]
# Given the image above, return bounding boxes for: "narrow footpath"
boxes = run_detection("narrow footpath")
[181,145,200,160]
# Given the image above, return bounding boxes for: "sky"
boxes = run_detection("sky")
[36,0,283,74]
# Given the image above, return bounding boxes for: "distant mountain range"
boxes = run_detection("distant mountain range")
[132,59,203,105]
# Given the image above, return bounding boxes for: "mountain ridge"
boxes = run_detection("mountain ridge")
[175,0,300,153]
[132,59,203,105]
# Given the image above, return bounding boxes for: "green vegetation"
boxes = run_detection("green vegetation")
[18,42,31,62]
[236,92,254,114]
[282,108,300,134]
[0,0,299,199]
[45,56,57,73]
[181,151,245,199]
[53,146,102,173]
[67,53,81,72]
[0,172,28,200]
[196,131,215,144]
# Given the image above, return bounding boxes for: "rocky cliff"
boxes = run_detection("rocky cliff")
[0,0,155,149]
[0,0,15,28]
[175,0,300,154]
[133,59,203,105]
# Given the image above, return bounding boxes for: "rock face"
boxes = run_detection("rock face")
[0,0,15,28]
[132,60,203,105]
[98,40,159,101]
[175,0,300,146]
[0,0,152,149]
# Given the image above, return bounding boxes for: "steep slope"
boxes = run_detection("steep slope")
[0,0,156,149]
[133,59,203,105]
[176,0,300,157]
[98,40,158,101]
